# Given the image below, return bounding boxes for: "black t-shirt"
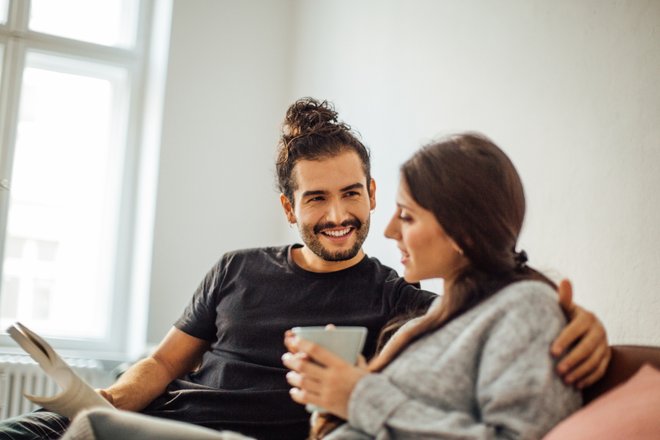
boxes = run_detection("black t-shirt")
[143,245,435,439]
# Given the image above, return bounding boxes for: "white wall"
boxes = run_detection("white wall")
[149,0,660,345]
[147,0,294,342]
[288,0,660,345]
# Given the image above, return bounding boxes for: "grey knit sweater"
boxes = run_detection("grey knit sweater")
[326,280,582,440]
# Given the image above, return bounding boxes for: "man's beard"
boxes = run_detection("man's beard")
[299,216,370,262]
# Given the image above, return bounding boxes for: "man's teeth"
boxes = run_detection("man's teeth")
[324,228,351,237]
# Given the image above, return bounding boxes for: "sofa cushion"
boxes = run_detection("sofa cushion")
[543,364,660,439]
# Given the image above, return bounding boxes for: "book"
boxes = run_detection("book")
[6,322,116,419]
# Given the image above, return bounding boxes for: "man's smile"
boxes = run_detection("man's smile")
[321,227,353,237]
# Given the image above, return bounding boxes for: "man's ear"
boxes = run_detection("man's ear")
[369,178,377,211]
[280,193,296,224]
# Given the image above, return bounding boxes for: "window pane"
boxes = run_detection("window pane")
[0,0,8,24]
[0,51,129,340]
[29,0,139,48]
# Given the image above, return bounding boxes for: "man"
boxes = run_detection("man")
[0,98,609,440]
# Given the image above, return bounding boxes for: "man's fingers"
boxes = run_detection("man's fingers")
[556,323,604,374]
[552,279,611,388]
[557,279,575,317]
[552,308,593,357]
[563,342,607,385]
[577,347,612,389]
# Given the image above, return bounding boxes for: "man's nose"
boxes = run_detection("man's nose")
[326,199,348,225]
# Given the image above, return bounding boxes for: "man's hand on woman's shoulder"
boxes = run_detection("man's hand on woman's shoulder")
[552,279,611,389]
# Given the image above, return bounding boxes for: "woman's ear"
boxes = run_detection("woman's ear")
[450,239,464,256]
[280,194,296,224]
[452,234,475,256]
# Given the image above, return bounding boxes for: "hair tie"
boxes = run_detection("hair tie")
[514,249,528,269]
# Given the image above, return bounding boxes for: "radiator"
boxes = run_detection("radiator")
[0,354,113,419]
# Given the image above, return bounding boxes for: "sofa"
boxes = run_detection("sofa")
[543,344,660,439]
[62,345,660,440]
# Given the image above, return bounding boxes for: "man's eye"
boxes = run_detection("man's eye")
[308,196,324,202]
[344,191,360,197]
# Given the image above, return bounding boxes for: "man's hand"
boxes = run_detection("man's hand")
[101,328,209,411]
[552,279,611,389]
[95,389,115,406]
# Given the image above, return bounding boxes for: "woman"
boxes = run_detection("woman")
[282,133,582,439]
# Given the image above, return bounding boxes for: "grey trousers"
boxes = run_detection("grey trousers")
[61,409,254,440]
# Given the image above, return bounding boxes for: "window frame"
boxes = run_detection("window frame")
[0,0,170,359]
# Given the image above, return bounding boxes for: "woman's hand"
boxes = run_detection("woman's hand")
[552,279,611,388]
[282,333,369,419]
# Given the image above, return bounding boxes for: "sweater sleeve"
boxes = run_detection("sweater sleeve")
[343,286,581,439]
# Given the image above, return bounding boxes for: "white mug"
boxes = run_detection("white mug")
[291,326,368,413]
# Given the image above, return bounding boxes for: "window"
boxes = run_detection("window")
[29,0,139,47]
[0,1,7,25]
[0,0,170,357]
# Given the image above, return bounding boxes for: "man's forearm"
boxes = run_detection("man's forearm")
[103,357,175,411]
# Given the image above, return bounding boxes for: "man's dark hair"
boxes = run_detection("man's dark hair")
[276,97,371,204]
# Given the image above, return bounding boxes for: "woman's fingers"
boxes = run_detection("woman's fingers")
[282,351,326,377]
[286,370,322,393]
[282,332,367,419]
[288,387,319,405]
[286,336,349,368]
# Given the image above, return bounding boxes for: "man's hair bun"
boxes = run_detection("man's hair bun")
[275,97,371,204]
[282,97,350,140]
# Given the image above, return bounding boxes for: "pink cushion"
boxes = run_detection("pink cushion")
[543,364,660,439]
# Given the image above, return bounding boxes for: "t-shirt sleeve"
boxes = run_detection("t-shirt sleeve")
[173,256,226,342]
[387,274,436,320]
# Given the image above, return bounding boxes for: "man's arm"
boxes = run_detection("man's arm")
[553,279,611,389]
[99,327,210,411]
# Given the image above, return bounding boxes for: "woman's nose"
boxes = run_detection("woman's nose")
[384,214,400,239]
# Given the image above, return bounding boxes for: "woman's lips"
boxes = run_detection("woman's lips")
[399,248,410,265]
